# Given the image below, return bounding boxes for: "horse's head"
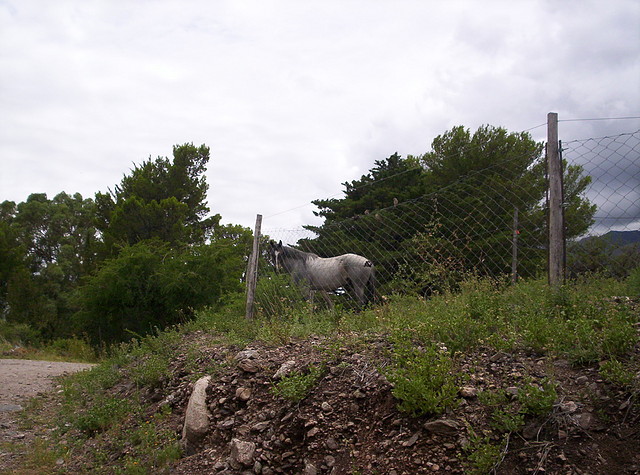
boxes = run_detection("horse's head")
[269,240,285,272]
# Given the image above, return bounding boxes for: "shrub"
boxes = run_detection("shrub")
[272,365,325,402]
[386,338,459,417]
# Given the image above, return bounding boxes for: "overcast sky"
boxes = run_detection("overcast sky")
[1,0,639,234]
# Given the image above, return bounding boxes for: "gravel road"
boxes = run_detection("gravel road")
[0,358,95,410]
[0,358,95,470]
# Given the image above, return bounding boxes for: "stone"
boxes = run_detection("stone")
[423,419,461,436]
[181,375,211,455]
[559,401,578,413]
[273,360,297,379]
[402,432,420,447]
[325,437,340,450]
[459,386,478,398]
[303,460,318,475]
[230,438,257,467]
[572,412,594,430]
[236,349,258,361]
[238,360,260,373]
[236,387,252,401]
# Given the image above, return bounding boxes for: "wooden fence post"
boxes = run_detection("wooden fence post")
[245,214,262,320]
[547,112,565,287]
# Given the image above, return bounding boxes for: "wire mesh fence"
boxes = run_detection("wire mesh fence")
[563,129,640,277]
[248,121,640,317]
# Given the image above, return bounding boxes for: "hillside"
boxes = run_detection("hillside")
[3,277,639,474]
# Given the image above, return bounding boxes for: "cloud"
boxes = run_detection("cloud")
[1,0,638,234]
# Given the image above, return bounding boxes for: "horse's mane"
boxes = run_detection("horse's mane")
[282,245,319,261]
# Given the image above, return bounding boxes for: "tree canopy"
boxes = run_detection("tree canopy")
[302,125,596,292]
[1,143,250,346]
[95,143,220,252]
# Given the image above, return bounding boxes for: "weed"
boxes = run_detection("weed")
[385,337,459,417]
[463,426,506,474]
[130,353,170,389]
[600,359,638,390]
[518,379,557,417]
[490,409,525,433]
[73,395,132,436]
[272,365,325,402]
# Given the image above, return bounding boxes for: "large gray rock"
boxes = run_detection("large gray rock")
[181,375,211,455]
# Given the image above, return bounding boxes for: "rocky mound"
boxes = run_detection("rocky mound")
[145,332,640,474]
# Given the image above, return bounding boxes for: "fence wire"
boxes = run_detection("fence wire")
[251,127,640,316]
[563,130,640,277]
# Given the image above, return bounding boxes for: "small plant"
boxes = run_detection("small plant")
[73,396,131,436]
[627,266,640,296]
[272,365,325,402]
[518,379,557,416]
[130,353,171,389]
[600,359,637,389]
[490,409,525,434]
[463,427,506,475]
[386,338,459,417]
[479,389,525,434]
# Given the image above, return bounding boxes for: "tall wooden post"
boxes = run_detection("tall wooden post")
[547,112,565,287]
[245,214,262,320]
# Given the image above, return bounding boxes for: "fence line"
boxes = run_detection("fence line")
[245,116,640,318]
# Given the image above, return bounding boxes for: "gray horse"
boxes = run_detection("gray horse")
[269,241,376,308]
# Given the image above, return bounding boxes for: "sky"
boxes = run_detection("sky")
[1,0,639,235]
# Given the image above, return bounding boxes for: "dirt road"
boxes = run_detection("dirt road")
[0,358,94,409]
[0,358,94,470]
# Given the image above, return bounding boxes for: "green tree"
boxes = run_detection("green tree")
[303,125,596,292]
[0,193,98,338]
[95,143,219,251]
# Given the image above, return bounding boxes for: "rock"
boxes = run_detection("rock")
[230,438,257,468]
[324,455,336,467]
[236,349,258,361]
[559,401,578,413]
[505,387,519,398]
[236,387,252,401]
[523,421,541,440]
[321,401,333,412]
[238,360,260,373]
[325,437,340,450]
[459,386,478,398]
[423,419,461,436]
[273,360,297,379]
[572,412,594,430]
[181,375,211,455]
[303,460,318,475]
[403,432,420,447]
[352,389,366,399]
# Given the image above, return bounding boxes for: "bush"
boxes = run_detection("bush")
[73,239,246,345]
[386,337,459,417]
[272,365,325,402]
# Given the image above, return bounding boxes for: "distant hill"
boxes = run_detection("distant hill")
[598,230,640,246]
[575,230,640,247]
